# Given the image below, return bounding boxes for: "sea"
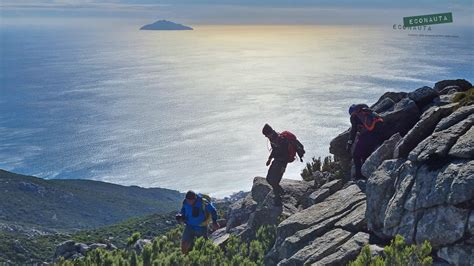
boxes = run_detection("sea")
[1,18,473,197]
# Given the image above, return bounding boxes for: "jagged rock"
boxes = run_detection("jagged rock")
[372,97,395,113]
[279,228,353,265]
[416,205,468,248]
[409,114,473,162]
[334,202,367,232]
[310,232,370,266]
[312,171,334,188]
[394,104,458,158]
[89,243,107,250]
[362,133,402,177]
[371,91,407,109]
[226,194,257,231]
[210,228,230,248]
[406,161,474,209]
[382,161,417,240]
[133,239,152,254]
[269,185,365,262]
[434,79,473,93]
[251,177,273,203]
[449,126,474,158]
[468,211,474,235]
[366,159,405,238]
[329,129,352,169]
[308,179,344,205]
[435,105,474,132]
[369,244,385,258]
[408,86,439,108]
[75,243,89,255]
[438,85,461,95]
[380,98,421,139]
[438,245,474,265]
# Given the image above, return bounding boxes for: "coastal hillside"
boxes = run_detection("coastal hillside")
[0,169,183,231]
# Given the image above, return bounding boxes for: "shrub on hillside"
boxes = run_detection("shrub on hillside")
[55,225,277,266]
[349,235,432,266]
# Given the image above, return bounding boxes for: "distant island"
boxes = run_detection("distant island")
[140,20,193,31]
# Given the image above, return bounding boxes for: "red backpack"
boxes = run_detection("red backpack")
[279,131,305,163]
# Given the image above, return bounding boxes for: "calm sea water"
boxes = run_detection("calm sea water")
[1,19,473,197]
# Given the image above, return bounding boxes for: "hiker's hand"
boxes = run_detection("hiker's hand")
[212,222,220,231]
[266,158,272,166]
[346,140,353,153]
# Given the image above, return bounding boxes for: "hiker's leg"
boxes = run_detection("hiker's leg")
[353,135,369,179]
[181,226,193,254]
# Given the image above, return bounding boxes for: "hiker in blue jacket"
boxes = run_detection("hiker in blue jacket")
[176,190,219,254]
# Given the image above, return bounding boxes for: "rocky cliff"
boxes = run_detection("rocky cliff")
[216,79,473,265]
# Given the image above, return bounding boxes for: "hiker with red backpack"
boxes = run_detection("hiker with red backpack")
[262,124,305,202]
[346,104,384,180]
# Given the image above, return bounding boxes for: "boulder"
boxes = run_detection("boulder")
[334,202,367,232]
[310,232,370,266]
[449,126,474,159]
[312,171,334,188]
[279,228,353,265]
[437,85,461,95]
[382,161,417,239]
[372,97,395,113]
[226,194,257,231]
[362,133,402,177]
[210,228,230,248]
[394,103,458,158]
[433,79,473,94]
[75,243,89,255]
[269,185,366,262]
[438,245,474,266]
[308,179,344,205]
[415,205,468,248]
[435,105,474,132]
[366,159,405,237]
[371,91,407,109]
[408,86,439,108]
[409,114,473,162]
[379,98,421,139]
[89,243,107,250]
[133,239,152,254]
[251,177,273,203]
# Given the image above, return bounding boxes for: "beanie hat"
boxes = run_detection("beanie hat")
[262,123,274,135]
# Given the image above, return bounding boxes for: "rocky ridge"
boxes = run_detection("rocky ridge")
[215,79,473,265]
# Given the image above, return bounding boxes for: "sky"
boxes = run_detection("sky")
[1,0,473,25]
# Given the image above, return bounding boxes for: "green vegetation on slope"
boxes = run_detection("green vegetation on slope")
[55,225,277,266]
[0,169,183,231]
[349,235,433,266]
[0,212,178,264]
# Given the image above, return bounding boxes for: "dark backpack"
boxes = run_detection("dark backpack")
[279,131,305,163]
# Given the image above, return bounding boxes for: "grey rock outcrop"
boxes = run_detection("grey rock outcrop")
[54,240,116,260]
[362,133,402,177]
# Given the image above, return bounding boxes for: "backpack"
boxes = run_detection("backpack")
[353,106,384,131]
[279,131,305,163]
[198,193,213,226]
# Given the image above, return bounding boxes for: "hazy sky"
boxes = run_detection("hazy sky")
[1,0,473,25]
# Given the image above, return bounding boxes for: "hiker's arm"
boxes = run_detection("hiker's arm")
[349,115,358,142]
[180,204,186,218]
[206,203,218,223]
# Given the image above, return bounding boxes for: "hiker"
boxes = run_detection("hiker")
[175,190,219,254]
[262,124,305,199]
[346,104,384,180]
